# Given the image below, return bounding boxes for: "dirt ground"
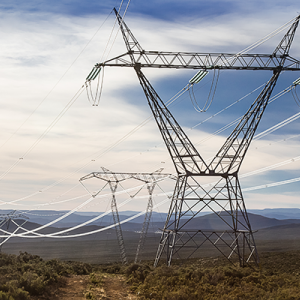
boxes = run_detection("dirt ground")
[55,274,138,300]
[58,275,90,300]
[101,274,138,300]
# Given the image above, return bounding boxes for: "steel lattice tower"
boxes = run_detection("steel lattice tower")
[80,168,171,264]
[89,10,300,266]
[0,211,28,252]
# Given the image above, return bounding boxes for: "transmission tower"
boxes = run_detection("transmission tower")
[0,211,28,252]
[88,10,300,266]
[80,167,171,263]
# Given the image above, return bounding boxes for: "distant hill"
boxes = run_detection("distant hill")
[147,212,300,232]
[0,210,209,228]
[248,208,300,220]
[8,213,300,245]
[5,219,131,242]
[2,209,300,235]
[0,210,170,227]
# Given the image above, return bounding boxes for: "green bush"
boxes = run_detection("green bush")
[123,254,300,300]
[89,272,103,286]
[19,272,46,295]
[0,291,13,300]
[100,264,121,274]
[85,291,95,300]
[0,252,92,299]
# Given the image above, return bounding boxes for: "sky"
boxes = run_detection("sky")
[0,0,300,217]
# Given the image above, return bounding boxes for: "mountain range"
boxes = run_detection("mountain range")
[2,208,300,237]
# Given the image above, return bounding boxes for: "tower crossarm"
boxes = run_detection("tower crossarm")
[94,11,300,72]
[96,51,300,71]
[80,171,172,183]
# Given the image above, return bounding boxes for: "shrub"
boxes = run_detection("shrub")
[0,291,13,300]
[123,253,300,300]
[101,264,121,274]
[67,261,92,275]
[19,272,46,295]
[89,272,103,286]
[0,252,92,299]
[85,291,95,300]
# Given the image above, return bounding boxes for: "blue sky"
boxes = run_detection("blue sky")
[0,0,300,214]
[0,1,247,18]
[0,0,296,19]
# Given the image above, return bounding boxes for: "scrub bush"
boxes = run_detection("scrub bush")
[124,252,300,300]
[0,252,92,299]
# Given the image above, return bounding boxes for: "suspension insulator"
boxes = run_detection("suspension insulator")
[86,67,101,81]
[293,77,300,85]
[189,70,208,84]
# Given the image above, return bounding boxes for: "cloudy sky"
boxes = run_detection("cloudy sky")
[0,0,300,216]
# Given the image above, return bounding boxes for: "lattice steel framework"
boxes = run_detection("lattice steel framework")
[91,10,300,266]
[80,167,171,264]
[0,211,27,252]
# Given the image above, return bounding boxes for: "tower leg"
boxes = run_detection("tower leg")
[109,181,128,265]
[154,175,259,267]
[135,187,153,263]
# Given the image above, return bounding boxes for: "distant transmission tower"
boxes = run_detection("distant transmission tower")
[0,211,28,252]
[80,167,171,264]
[88,10,300,266]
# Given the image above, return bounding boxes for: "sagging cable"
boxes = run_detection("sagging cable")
[188,70,219,112]
[85,66,104,106]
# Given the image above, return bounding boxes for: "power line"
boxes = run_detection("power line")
[243,176,300,192]
[0,86,85,181]
[0,10,114,152]
[0,149,299,239]
[0,82,296,208]
[1,171,300,240]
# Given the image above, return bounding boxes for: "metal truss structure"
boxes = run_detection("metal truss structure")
[98,51,300,71]
[80,167,171,264]
[90,10,300,266]
[0,211,27,252]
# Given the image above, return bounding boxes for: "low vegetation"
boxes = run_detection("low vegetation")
[84,272,105,300]
[0,251,92,300]
[123,251,300,299]
[1,251,300,299]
